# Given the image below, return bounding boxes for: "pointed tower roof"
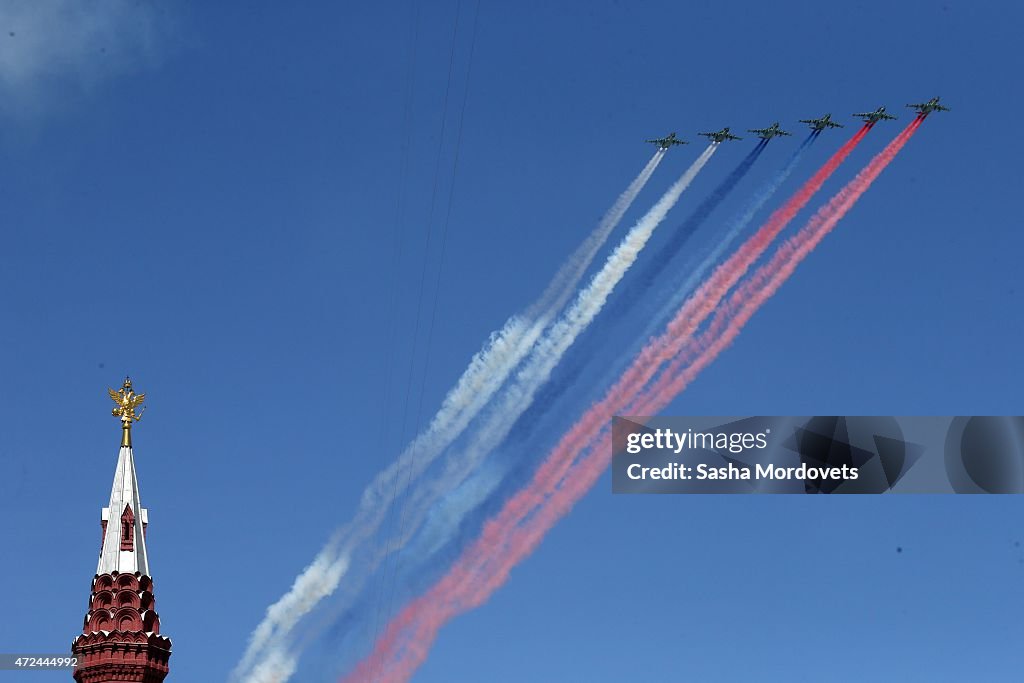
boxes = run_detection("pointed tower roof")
[97,445,150,574]
[75,377,171,683]
[97,377,150,574]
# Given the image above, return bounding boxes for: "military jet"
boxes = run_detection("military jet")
[698,127,742,143]
[853,106,898,124]
[906,96,950,115]
[645,132,689,150]
[799,113,844,132]
[748,122,792,140]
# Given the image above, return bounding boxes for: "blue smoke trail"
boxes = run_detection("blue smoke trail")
[646,131,819,333]
[508,133,822,453]
[387,135,828,589]
[521,139,778,428]
[304,135,825,681]
[604,138,769,322]
[370,139,791,596]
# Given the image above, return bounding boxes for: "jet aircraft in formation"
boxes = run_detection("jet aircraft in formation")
[645,132,688,150]
[853,106,898,124]
[698,127,742,143]
[906,96,950,115]
[647,98,945,148]
[748,122,791,140]
[799,113,844,131]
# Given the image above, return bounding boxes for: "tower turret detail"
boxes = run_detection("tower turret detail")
[72,379,172,683]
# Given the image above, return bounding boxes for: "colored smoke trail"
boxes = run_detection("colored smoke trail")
[526,149,667,320]
[394,144,719,532]
[636,116,925,416]
[517,126,862,466]
[344,144,720,639]
[288,147,707,679]
[568,133,821,414]
[640,124,872,373]
[341,124,918,683]
[234,150,667,683]
[649,132,818,334]
[331,144,716,682]
[609,139,768,320]
[432,135,798,557]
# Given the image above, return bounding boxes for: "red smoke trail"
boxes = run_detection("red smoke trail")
[340,121,918,683]
[639,123,871,375]
[515,126,874,473]
[635,115,925,417]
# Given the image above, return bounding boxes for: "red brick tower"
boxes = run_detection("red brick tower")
[72,378,172,682]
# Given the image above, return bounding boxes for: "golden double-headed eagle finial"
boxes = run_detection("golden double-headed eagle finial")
[108,377,146,447]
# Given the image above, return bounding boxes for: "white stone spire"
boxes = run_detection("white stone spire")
[97,377,151,576]
[97,444,150,575]
[76,377,172,683]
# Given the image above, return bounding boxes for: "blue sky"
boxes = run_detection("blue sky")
[1,1,1022,681]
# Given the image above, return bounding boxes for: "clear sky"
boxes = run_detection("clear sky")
[1,1,1022,681]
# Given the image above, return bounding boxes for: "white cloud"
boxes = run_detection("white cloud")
[0,0,170,102]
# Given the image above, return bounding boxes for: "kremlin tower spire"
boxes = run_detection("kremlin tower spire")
[72,378,172,683]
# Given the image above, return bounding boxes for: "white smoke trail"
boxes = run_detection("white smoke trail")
[299,144,716,680]
[242,649,297,683]
[231,322,539,682]
[525,149,666,319]
[650,135,816,335]
[310,145,718,672]
[402,144,718,530]
[233,151,666,682]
